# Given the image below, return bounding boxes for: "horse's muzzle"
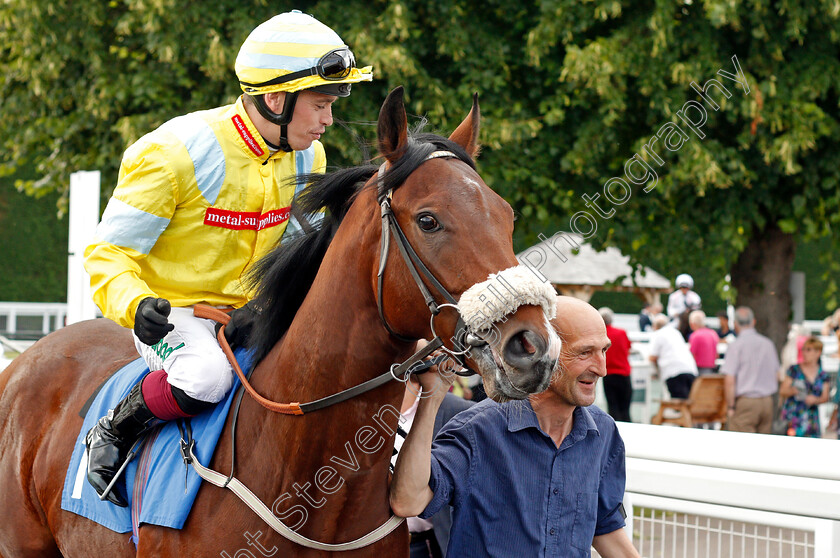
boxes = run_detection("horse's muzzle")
[470,323,559,401]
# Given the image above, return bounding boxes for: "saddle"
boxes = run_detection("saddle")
[61,348,253,537]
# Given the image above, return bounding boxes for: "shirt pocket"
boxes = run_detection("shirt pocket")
[570,492,598,551]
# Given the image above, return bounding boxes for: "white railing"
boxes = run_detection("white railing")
[616,423,840,558]
[0,302,67,338]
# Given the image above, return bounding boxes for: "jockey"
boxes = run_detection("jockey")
[82,10,372,507]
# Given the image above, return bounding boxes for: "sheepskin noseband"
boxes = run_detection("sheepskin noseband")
[457,266,557,333]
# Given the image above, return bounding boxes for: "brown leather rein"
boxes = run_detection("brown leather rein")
[194,305,304,415]
[193,305,449,416]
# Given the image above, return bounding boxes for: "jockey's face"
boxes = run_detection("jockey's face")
[285,90,337,151]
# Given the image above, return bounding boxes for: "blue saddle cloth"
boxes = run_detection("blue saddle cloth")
[61,348,253,533]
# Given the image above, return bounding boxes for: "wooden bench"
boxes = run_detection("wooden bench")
[651,374,728,428]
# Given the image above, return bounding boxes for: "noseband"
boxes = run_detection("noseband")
[376,150,483,376]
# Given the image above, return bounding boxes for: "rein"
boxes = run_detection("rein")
[187,304,418,551]
[193,306,449,415]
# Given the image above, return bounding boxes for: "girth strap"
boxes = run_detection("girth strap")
[179,432,405,551]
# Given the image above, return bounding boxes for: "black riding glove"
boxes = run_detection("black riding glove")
[217,303,259,350]
[134,297,174,346]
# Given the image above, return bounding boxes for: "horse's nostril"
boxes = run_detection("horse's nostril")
[504,330,546,365]
[519,332,537,355]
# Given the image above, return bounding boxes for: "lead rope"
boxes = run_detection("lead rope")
[181,306,406,551]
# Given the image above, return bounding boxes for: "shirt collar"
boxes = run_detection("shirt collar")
[231,97,274,162]
[505,399,601,443]
[505,399,541,433]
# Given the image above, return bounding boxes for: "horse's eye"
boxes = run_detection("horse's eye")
[417,213,441,232]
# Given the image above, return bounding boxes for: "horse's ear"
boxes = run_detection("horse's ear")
[449,92,481,159]
[378,86,409,163]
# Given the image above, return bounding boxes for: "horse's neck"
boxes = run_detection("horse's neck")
[260,232,408,400]
[229,204,413,513]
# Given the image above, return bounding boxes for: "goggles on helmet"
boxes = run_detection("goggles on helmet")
[241,48,356,92]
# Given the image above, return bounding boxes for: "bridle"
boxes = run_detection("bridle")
[375,150,484,377]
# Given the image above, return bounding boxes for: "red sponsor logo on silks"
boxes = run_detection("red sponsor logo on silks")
[204,207,291,231]
[231,114,264,157]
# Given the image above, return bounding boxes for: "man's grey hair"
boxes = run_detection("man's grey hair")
[598,307,614,326]
[689,310,706,328]
[652,313,669,330]
[734,306,755,327]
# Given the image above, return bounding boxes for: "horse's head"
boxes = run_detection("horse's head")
[375,87,560,401]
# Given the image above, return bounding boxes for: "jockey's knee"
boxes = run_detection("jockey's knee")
[167,349,233,404]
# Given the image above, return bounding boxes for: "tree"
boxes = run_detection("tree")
[518,0,840,349]
[2,0,839,348]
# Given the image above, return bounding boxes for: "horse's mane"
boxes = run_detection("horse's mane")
[246,129,476,364]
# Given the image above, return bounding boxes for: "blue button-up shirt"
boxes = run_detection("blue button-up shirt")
[421,399,626,557]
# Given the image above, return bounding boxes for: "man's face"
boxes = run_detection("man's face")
[286,90,337,151]
[552,311,611,408]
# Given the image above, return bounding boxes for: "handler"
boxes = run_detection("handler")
[390,296,640,557]
[82,10,372,506]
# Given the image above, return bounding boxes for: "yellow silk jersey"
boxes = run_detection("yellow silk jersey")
[84,97,325,328]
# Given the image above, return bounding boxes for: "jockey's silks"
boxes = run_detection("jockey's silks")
[84,96,325,328]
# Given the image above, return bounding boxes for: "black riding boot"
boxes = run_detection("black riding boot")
[84,381,160,507]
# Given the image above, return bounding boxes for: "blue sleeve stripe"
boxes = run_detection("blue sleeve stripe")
[161,114,226,205]
[96,198,170,255]
[295,146,316,192]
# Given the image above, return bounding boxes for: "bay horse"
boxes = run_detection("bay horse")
[0,87,559,557]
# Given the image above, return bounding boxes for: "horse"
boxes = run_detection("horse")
[0,86,559,557]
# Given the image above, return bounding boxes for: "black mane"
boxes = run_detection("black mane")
[246,131,475,364]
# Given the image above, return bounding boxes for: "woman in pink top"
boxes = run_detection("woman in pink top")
[688,310,720,374]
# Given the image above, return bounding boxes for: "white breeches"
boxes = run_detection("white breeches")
[133,307,234,403]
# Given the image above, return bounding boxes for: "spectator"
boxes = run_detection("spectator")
[721,307,780,434]
[666,274,702,322]
[820,308,840,336]
[393,372,473,557]
[688,310,720,375]
[834,327,840,358]
[778,336,830,438]
[639,301,662,332]
[778,323,810,382]
[649,314,698,399]
[827,367,840,437]
[715,310,736,342]
[600,307,633,422]
[390,296,641,558]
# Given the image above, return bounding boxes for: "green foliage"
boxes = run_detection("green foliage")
[2,0,839,311]
[515,0,840,303]
[0,176,68,301]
